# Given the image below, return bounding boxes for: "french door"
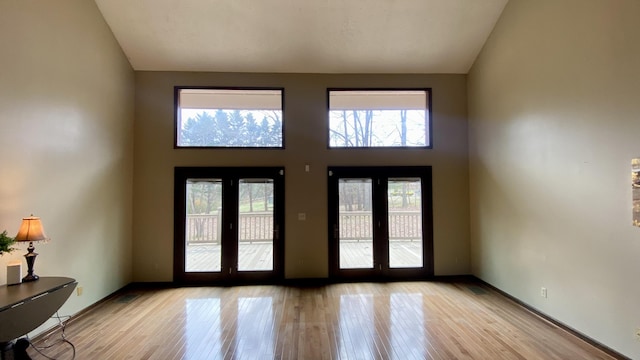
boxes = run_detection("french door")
[328,166,433,280]
[174,167,284,284]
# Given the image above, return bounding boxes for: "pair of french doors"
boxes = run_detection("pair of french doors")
[328,166,433,280]
[174,167,284,284]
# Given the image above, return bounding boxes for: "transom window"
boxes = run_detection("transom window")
[328,89,431,148]
[176,88,284,148]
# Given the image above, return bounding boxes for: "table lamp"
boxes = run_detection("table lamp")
[14,215,50,282]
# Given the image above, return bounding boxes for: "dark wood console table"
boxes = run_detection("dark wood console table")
[0,277,77,359]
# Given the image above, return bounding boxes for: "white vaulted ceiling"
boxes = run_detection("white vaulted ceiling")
[94,0,508,74]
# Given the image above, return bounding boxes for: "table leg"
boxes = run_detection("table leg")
[12,339,30,360]
[0,341,14,360]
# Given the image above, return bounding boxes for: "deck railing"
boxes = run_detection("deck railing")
[338,210,422,241]
[186,210,421,244]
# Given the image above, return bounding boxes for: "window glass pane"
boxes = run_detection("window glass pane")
[177,89,283,147]
[238,179,274,271]
[388,178,423,268]
[339,179,373,269]
[329,90,430,148]
[185,179,222,272]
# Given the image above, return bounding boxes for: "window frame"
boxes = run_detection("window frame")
[174,86,286,149]
[326,88,433,149]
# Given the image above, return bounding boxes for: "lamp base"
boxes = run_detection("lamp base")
[22,273,39,282]
[23,243,39,282]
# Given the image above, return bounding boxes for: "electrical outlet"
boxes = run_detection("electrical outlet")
[76,286,83,296]
[540,287,547,298]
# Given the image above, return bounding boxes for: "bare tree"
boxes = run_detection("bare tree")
[400,110,408,146]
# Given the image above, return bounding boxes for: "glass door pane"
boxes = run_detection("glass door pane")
[388,178,423,268]
[328,166,432,281]
[185,179,222,272]
[339,179,374,269]
[238,179,274,271]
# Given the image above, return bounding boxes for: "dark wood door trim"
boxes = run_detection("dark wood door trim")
[328,166,433,281]
[174,166,285,285]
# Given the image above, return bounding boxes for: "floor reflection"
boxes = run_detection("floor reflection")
[338,294,376,359]
[185,298,223,359]
[235,297,275,358]
[391,293,425,359]
[336,291,426,359]
[184,296,275,359]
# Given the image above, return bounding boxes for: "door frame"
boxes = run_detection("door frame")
[174,166,285,284]
[328,166,433,281]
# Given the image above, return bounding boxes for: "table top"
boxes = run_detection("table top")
[0,277,76,313]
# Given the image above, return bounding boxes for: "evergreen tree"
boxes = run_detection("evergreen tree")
[259,117,271,146]
[245,112,261,145]
[180,109,282,147]
[228,110,246,146]
[268,115,282,146]
[181,111,216,146]
[214,109,230,144]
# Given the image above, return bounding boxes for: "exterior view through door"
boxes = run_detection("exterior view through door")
[174,167,284,284]
[328,166,433,280]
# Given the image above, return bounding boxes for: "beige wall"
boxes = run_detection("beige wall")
[134,72,469,281]
[468,0,640,357]
[0,0,134,333]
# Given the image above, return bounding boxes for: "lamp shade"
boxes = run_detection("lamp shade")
[14,215,49,243]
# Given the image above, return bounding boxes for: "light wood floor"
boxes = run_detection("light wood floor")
[27,281,618,360]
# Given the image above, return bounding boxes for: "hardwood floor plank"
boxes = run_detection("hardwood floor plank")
[26,281,621,360]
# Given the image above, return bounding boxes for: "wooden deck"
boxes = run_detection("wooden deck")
[339,240,422,268]
[186,243,274,272]
[186,240,422,272]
